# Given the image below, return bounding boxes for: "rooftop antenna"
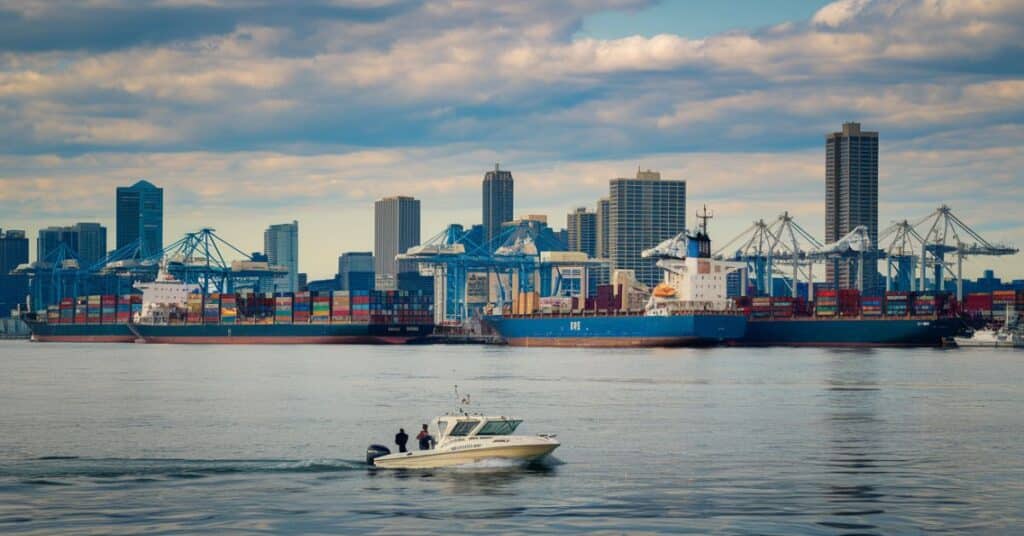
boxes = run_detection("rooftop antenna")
[697,204,714,234]
[495,162,500,172]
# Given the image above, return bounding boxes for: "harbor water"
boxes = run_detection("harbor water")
[1,341,1022,533]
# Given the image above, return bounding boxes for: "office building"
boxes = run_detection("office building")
[596,197,610,259]
[0,229,29,316]
[338,252,375,292]
[71,223,107,266]
[566,207,598,258]
[37,226,78,262]
[264,221,299,292]
[116,180,163,254]
[826,122,879,292]
[374,196,421,281]
[482,164,514,246]
[609,169,687,288]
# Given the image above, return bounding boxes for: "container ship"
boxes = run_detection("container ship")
[486,230,748,347]
[737,291,965,347]
[26,268,434,344]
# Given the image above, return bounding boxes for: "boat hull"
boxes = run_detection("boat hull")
[133,323,434,344]
[739,316,965,347]
[373,442,559,469]
[486,313,746,348]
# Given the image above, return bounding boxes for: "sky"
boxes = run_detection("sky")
[1,0,1023,281]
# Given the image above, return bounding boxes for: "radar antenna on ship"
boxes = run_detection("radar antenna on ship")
[697,205,714,235]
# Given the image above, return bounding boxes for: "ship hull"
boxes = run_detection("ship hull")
[26,320,137,343]
[133,322,433,345]
[26,320,434,344]
[486,313,746,348]
[739,316,966,347]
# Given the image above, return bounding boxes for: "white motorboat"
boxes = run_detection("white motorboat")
[366,414,559,469]
[954,326,1022,348]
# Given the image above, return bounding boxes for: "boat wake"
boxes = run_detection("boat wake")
[2,456,365,481]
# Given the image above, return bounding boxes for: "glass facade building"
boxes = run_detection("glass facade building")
[116,180,163,255]
[609,169,687,288]
[338,252,375,291]
[0,229,29,316]
[566,207,598,258]
[264,221,299,292]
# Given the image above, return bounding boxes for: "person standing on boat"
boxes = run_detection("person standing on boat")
[417,424,433,450]
[395,428,409,453]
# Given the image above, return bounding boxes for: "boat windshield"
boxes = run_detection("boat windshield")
[448,420,480,437]
[476,420,522,436]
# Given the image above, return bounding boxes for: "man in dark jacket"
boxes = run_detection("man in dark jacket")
[395,428,409,453]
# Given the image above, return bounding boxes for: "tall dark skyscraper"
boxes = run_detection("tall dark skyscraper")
[116,180,163,254]
[609,169,687,288]
[567,207,598,258]
[482,164,514,246]
[374,196,421,286]
[71,223,107,266]
[36,226,78,262]
[0,228,29,316]
[826,122,879,291]
[36,223,107,266]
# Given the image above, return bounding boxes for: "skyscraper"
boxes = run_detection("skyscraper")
[609,169,687,288]
[826,122,879,292]
[566,207,598,258]
[482,164,514,247]
[116,180,163,254]
[36,226,78,262]
[338,252,375,292]
[264,221,299,292]
[71,223,107,266]
[374,196,421,284]
[35,223,107,265]
[595,197,610,259]
[0,229,29,316]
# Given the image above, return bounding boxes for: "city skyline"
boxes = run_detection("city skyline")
[1,0,1022,280]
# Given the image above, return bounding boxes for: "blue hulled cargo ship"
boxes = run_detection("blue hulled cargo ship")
[740,316,964,347]
[487,311,745,347]
[487,228,750,348]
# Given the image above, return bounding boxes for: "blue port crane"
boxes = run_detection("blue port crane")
[713,212,823,297]
[912,205,1017,300]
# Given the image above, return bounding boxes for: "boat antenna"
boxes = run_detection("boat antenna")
[454,384,471,415]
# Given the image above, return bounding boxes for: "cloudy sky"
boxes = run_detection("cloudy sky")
[2,0,1022,280]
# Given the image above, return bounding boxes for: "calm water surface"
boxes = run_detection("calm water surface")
[1,341,1022,534]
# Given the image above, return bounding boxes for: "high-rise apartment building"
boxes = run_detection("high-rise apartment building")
[595,197,610,259]
[264,221,299,292]
[826,122,879,292]
[116,180,163,254]
[609,169,687,288]
[482,164,514,247]
[566,207,598,258]
[0,229,29,316]
[374,196,421,282]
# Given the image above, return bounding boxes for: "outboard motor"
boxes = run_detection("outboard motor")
[366,444,391,465]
